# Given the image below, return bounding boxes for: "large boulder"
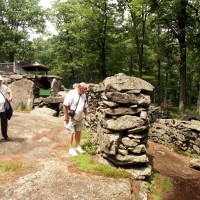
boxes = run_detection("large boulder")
[30,107,57,117]
[9,79,34,110]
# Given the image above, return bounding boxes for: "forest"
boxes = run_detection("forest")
[0,0,200,114]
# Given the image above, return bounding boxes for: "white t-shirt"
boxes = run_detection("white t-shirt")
[0,85,11,112]
[63,89,88,121]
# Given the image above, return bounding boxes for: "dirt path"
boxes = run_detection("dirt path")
[147,140,200,200]
[0,112,132,200]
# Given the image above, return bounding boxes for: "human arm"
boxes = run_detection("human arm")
[63,90,73,123]
[83,107,88,120]
[7,90,12,102]
[63,104,69,123]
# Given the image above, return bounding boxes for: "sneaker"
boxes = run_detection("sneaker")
[68,148,78,157]
[2,137,10,141]
[75,146,85,154]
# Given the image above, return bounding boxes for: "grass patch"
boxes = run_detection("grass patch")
[17,102,32,112]
[0,161,24,177]
[174,148,199,158]
[70,126,131,178]
[82,140,97,155]
[166,106,181,119]
[80,126,98,155]
[80,126,91,143]
[185,107,200,117]
[148,171,173,200]
[71,154,132,178]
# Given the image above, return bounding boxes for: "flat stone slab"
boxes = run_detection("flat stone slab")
[103,73,154,92]
[104,115,145,131]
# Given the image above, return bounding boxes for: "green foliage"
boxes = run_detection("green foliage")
[49,0,132,84]
[167,106,200,119]
[0,0,46,62]
[70,126,131,178]
[148,171,173,200]
[19,102,26,110]
[0,161,24,178]
[166,106,181,119]
[72,154,132,178]
[17,102,32,112]
[80,127,97,155]
[1,0,200,113]
[82,140,98,155]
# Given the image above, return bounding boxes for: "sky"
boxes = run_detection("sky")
[30,0,57,40]
[39,0,54,8]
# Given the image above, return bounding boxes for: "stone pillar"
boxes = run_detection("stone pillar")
[87,73,154,179]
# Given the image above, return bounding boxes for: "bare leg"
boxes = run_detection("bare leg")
[75,131,81,147]
[67,133,74,149]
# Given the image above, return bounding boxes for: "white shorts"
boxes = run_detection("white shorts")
[64,118,82,134]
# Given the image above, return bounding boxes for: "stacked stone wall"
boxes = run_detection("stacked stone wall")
[149,119,200,154]
[87,73,154,179]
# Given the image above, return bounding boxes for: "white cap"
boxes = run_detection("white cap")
[0,75,3,81]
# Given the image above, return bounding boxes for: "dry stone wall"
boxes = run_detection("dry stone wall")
[87,73,154,179]
[149,119,200,154]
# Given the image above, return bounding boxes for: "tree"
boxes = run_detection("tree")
[0,0,45,62]
[127,0,151,78]
[151,0,200,114]
[50,0,121,84]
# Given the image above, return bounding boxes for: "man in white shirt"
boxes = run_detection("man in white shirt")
[63,82,88,156]
[0,75,12,141]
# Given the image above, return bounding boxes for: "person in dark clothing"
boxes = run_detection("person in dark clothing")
[0,75,12,141]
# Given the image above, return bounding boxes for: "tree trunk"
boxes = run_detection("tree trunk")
[9,52,15,62]
[129,54,133,75]
[178,44,186,114]
[129,3,147,78]
[130,10,142,77]
[157,57,161,105]
[163,72,168,106]
[178,0,187,114]
[197,82,200,114]
[100,0,107,79]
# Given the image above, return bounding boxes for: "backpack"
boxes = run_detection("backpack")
[0,91,13,120]
[4,99,13,120]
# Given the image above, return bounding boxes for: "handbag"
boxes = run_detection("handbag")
[0,91,13,120]
[68,95,80,118]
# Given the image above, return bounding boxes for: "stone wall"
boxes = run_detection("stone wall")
[149,119,200,154]
[87,73,154,179]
